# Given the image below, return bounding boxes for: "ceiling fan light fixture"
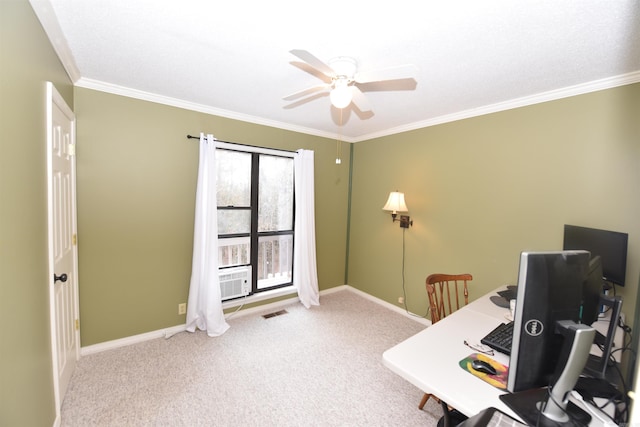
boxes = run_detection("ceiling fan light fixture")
[286,50,416,113]
[328,57,357,78]
[330,79,352,109]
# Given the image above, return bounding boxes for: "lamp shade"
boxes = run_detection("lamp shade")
[382,191,408,214]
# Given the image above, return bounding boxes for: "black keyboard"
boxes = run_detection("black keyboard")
[481,322,514,355]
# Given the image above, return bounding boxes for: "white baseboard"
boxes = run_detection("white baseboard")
[81,324,187,356]
[80,285,429,356]
[342,285,431,326]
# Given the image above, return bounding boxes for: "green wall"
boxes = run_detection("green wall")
[3,0,639,423]
[74,88,351,345]
[0,0,74,425]
[348,84,640,329]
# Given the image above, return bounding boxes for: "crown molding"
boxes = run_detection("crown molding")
[29,0,82,82]
[354,71,640,142]
[75,78,354,142]
[75,71,639,144]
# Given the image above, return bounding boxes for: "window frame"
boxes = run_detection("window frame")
[216,145,295,298]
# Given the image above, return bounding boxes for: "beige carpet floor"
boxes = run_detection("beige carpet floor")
[61,289,442,426]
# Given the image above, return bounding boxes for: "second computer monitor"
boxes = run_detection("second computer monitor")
[581,255,604,326]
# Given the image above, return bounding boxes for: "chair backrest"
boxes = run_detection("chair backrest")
[426,273,473,324]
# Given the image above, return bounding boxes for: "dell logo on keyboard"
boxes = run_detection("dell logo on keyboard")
[524,319,544,337]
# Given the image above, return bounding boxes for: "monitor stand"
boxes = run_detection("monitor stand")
[500,321,595,426]
[500,387,590,426]
[583,295,622,379]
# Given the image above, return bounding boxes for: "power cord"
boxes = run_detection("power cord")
[570,390,617,427]
[618,316,632,334]
[399,227,430,320]
[164,294,249,339]
[224,294,248,320]
[608,327,634,425]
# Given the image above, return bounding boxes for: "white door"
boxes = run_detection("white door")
[47,82,79,412]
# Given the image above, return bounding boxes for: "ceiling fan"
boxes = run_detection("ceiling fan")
[283,49,418,112]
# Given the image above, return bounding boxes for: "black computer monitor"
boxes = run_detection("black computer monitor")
[501,251,596,426]
[563,224,628,287]
[581,255,604,326]
[506,250,591,392]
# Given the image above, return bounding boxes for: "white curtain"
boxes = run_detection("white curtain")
[186,133,230,336]
[293,149,320,308]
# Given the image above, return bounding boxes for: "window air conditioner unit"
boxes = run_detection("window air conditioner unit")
[219,266,251,301]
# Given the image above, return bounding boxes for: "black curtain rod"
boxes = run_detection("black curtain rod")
[186,134,296,154]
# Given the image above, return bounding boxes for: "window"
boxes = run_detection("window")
[216,148,294,298]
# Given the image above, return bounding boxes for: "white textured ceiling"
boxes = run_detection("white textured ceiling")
[32,0,640,142]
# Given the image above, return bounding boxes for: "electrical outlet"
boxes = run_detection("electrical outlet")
[398,296,404,304]
[178,303,186,315]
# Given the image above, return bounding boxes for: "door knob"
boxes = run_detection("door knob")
[54,273,68,283]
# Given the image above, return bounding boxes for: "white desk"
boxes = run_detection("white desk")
[383,289,517,419]
[383,289,612,426]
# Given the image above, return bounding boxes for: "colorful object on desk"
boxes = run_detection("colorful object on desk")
[459,353,508,390]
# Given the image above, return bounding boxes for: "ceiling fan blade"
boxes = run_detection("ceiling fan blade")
[350,86,372,112]
[283,84,330,101]
[289,49,336,77]
[354,64,418,84]
[290,61,333,84]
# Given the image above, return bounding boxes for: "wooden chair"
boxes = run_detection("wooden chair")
[419,273,473,411]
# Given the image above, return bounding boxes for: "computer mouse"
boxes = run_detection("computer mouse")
[471,359,497,375]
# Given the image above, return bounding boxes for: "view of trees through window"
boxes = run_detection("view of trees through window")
[216,148,294,296]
